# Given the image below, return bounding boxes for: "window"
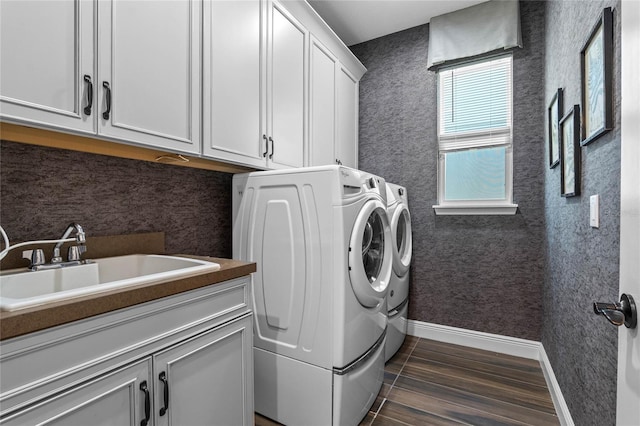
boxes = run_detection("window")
[433,54,518,215]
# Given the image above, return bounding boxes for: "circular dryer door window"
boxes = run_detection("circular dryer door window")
[391,205,412,277]
[349,199,392,307]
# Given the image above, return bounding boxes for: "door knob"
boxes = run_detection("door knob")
[594,293,637,329]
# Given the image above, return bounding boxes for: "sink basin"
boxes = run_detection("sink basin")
[0,255,220,311]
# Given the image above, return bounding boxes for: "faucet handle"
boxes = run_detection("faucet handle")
[22,249,46,268]
[67,245,87,262]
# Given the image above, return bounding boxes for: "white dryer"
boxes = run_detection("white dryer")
[384,183,412,362]
[233,166,392,426]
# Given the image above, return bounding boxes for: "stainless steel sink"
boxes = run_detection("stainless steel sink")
[0,254,220,311]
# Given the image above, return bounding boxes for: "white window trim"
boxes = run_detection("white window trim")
[433,204,519,216]
[433,54,518,215]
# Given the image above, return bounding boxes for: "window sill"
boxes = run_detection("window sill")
[432,204,518,215]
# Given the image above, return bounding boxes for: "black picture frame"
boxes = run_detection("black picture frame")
[560,105,581,197]
[548,88,563,168]
[580,7,613,146]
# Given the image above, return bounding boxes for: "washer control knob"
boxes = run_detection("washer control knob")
[368,177,376,188]
[398,188,404,196]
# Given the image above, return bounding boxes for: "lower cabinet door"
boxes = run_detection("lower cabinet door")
[1,358,152,426]
[153,314,254,426]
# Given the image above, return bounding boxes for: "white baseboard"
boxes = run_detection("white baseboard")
[407,320,574,426]
[407,320,541,359]
[538,344,575,426]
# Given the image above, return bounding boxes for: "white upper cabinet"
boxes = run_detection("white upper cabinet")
[267,1,307,169]
[1,0,364,170]
[308,38,338,167]
[1,0,201,155]
[98,0,201,153]
[0,0,96,133]
[308,41,360,169]
[336,65,359,169]
[202,0,264,167]
[203,0,307,169]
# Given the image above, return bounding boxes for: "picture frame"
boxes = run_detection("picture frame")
[580,7,613,146]
[560,105,581,197]
[547,88,563,168]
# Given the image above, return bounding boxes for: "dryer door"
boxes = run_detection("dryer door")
[391,204,412,277]
[348,199,392,307]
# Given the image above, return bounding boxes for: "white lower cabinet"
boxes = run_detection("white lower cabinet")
[1,359,151,426]
[0,278,253,426]
[153,316,253,426]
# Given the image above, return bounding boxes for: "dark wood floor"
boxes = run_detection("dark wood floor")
[256,336,560,426]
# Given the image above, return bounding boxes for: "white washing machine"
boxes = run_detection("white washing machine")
[384,183,412,362]
[233,166,392,426]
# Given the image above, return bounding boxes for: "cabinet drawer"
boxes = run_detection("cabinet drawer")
[0,277,250,414]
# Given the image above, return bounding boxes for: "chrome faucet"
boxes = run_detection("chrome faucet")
[17,223,90,271]
[51,223,86,263]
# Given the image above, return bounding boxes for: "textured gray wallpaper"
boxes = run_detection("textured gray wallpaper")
[350,1,546,341]
[0,141,232,258]
[542,1,621,424]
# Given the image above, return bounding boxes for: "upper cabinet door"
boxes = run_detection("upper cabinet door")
[336,66,359,169]
[98,0,201,154]
[308,38,337,167]
[0,0,96,133]
[202,0,265,168]
[267,1,307,169]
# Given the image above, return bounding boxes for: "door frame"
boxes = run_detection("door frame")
[616,1,640,424]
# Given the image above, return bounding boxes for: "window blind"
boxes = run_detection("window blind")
[435,54,515,210]
[438,55,512,151]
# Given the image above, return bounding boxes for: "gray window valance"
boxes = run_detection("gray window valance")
[427,0,522,70]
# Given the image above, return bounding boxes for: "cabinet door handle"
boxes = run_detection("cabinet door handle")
[263,134,268,157]
[139,381,151,426]
[83,75,93,116]
[102,81,111,120]
[159,371,169,416]
[268,136,274,159]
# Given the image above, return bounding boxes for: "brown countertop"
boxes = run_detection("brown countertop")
[0,257,256,341]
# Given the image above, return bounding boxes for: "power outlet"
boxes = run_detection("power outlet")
[590,195,600,228]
